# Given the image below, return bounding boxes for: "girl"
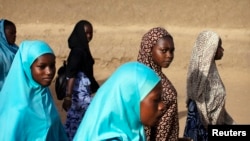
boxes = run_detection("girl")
[0,40,68,141]
[63,20,99,140]
[73,62,165,141]
[0,19,18,90]
[183,30,235,141]
[137,27,179,141]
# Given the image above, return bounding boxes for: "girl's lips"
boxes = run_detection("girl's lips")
[164,60,172,63]
[163,61,172,65]
[43,78,53,81]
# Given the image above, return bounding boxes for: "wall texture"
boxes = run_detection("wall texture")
[1,0,249,69]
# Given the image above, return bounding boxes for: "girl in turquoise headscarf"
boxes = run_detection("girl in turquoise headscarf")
[0,19,18,90]
[0,40,68,141]
[73,62,165,141]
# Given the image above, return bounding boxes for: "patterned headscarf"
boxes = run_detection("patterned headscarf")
[138,27,179,141]
[187,30,235,127]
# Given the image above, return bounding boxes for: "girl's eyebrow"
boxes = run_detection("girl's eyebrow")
[160,46,170,49]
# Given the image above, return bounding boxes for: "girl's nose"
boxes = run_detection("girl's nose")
[221,47,224,51]
[46,68,52,74]
[159,101,165,112]
[166,51,174,58]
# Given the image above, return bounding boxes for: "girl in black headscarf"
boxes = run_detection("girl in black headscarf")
[62,20,99,140]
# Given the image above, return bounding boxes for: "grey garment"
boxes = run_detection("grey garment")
[187,30,235,128]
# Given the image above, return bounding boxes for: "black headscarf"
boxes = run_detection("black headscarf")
[68,20,94,64]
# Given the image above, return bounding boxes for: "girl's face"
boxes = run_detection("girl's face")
[31,53,56,87]
[140,82,165,126]
[214,39,224,60]
[84,24,93,42]
[5,24,16,45]
[152,36,175,68]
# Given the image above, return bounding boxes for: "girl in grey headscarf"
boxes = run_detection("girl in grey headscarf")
[183,30,235,141]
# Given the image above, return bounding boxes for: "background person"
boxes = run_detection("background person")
[0,19,18,90]
[62,20,100,140]
[183,30,235,141]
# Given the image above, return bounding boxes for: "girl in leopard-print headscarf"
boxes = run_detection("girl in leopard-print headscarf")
[138,27,179,141]
[183,30,235,141]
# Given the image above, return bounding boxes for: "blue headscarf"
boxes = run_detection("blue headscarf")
[0,40,68,141]
[73,62,160,141]
[0,19,18,90]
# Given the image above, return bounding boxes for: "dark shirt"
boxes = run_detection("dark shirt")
[66,47,99,93]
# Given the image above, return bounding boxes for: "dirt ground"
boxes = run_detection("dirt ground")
[1,0,250,137]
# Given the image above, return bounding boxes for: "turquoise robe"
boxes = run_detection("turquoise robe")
[0,40,68,141]
[73,62,160,141]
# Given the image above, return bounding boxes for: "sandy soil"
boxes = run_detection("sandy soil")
[1,0,250,137]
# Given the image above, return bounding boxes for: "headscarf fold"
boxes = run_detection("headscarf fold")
[187,30,235,127]
[0,40,68,141]
[137,27,179,141]
[0,19,18,90]
[73,62,160,141]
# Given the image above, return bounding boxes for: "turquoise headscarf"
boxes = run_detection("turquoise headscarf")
[73,62,160,141]
[0,19,18,90]
[0,40,68,141]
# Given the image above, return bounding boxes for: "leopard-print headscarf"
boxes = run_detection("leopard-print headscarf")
[187,30,235,128]
[138,27,179,141]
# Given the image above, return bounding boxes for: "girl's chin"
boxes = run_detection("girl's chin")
[162,63,171,68]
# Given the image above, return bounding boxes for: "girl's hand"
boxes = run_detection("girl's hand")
[62,96,72,111]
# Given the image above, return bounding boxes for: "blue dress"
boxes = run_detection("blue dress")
[183,100,208,141]
[64,72,92,140]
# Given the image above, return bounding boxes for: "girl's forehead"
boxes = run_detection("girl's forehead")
[36,53,55,60]
[84,24,92,29]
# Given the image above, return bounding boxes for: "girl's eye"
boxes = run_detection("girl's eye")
[153,97,161,103]
[161,49,167,53]
[49,63,56,68]
[38,66,46,69]
[168,48,175,54]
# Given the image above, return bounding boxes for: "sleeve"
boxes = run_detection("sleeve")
[66,49,82,78]
[90,76,99,93]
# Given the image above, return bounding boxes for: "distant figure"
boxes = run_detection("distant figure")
[0,40,68,141]
[183,30,235,141]
[73,62,165,141]
[63,20,99,140]
[137,27,179,141]
[0,19,18,90]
